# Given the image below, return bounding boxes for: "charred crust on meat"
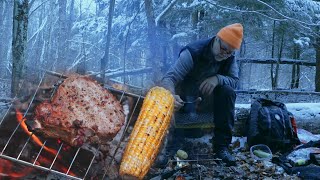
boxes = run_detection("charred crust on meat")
[68,106,73,111]
[91,125,98,131]
[32,75,125,147]
[73,119,83,127]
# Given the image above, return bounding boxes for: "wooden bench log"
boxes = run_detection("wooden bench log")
[234,103,320,136]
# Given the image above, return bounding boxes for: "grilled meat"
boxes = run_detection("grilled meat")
[31,75,125,147]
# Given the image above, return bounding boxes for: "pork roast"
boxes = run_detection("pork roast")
[31,75,125,147]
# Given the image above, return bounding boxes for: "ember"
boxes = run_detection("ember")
[0,159,33,178]
[16,110,57,156]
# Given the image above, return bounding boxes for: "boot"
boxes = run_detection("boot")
[215,147,236,166]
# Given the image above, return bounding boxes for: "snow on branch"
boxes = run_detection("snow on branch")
[170,32,188,41]
[28,16,48,43]
[204,0,320,27]
[256,0,319,26]
[155,0,178,26]
[238,57,316,66]
[106,67,152,78]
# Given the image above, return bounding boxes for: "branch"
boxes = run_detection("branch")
[238,58,316,66]
[204,0,288,22]
[106,67,152,78]
[256,0,320,26]
[204,0,320,27]
[155,0,178,26]
[28,16,48,43]
[28,0,50,17]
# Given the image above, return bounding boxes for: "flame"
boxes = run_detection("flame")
[13,110,76,177]
[15,110,57,156]
[0,159,33,178]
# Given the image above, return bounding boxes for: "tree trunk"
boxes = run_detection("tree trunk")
[296,65,300,88]
[191,10,198,41]
[0,1,10,78]
[316,35,320,92]
[273,30,284,89]
[11,0,29,97]
[291,64,296,89]
[100,0,115,82]
[291,45,301,89]
[144,0,161,84]
[57,0,67,72]
[271,21,276,89]
[238,40,246,90]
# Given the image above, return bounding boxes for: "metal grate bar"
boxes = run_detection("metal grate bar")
[33,140,47,165]
[102,94,143,179]
[2,65,47,153]
[49,143,63,170]
[84,90,127,179]
[0,67,145,179]
[0,59,87,179]
[0,65,29,126]
[1,119,22,154]
[82,150,97,179]
[66,147,80,175]
[0,155,81,180]
[17,133,32,160]
[0,103,12,126]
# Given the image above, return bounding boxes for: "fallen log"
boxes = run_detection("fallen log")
[234,103,320,136]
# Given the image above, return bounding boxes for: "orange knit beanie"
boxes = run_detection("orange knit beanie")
[217,23,243,49]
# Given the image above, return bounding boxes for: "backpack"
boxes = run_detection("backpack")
[247,98,300,152]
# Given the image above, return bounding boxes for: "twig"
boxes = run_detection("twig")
[169,158,222,162]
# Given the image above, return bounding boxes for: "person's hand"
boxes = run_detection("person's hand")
[173,95,184,111]
[199,76,218,96]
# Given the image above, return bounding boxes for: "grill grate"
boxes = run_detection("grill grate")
[0,68,144,179]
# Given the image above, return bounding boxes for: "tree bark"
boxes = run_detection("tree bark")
[271,20,276,89]
[191,10,198,41]
[272,29,284,89]
[315,34,320,92]
[291,45,301,89]
[144,0,161,84]
[11,0,29,97]
[0,1,10,78]
[100,0,115,81]
[57,0,67,72]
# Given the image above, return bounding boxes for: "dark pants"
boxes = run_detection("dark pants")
[187,85,236,149]
[211,85,236,149]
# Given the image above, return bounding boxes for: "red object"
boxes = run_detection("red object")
[290,116,298,134]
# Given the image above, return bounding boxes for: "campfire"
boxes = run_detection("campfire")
[0,71,142,179]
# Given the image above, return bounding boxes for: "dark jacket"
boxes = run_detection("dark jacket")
[161,36,239,96]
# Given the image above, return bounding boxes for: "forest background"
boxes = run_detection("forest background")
[1,0,320,97]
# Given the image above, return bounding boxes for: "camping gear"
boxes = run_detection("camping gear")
[250,144,272,161]
[273,140,320,179]
[247,98,300,152]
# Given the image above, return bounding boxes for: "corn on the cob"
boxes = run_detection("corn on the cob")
[119,86,174,179]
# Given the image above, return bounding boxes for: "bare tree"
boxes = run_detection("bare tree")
[291,44,301,89]
[11,0,29,96]
[57,0,67,72]
[144,0,161,83]
[101,0,115,81]
[0,1,11,78]
[271,21,285,90]
[316,34,320,92]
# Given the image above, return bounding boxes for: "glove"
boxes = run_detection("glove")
[173,95,184,111]
[199,76,218,96]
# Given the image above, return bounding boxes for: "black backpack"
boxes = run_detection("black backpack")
[247,98,300,152]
